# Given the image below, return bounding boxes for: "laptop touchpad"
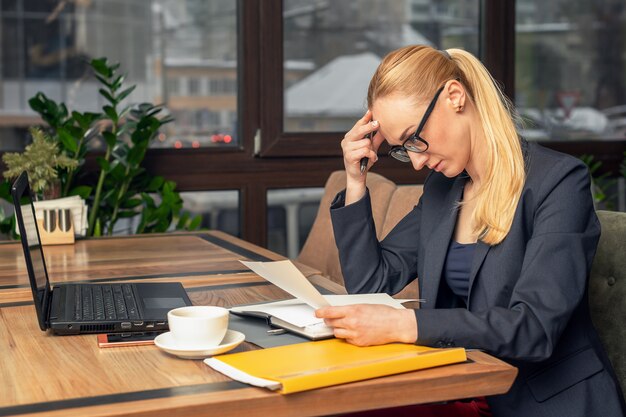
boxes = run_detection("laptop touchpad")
[144,297,187,310]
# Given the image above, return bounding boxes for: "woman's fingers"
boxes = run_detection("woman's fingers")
[342,123,379,161]
[333,327,355,340]
[360,109,373,123]
[351,121,379,143]
[315,306,349,319]
[342,110,381,185]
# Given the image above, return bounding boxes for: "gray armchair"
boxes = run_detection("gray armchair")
[589,210,626,397]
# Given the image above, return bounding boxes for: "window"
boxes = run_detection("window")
[256,0,481,158]
[188,78,201,96]
[283,0,480,134]
[515,0,626,141]
[179,190,240,237]
[167,78,179,96]
[266,187,324,257]
[0,0,238,151]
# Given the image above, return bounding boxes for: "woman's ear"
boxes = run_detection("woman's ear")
[445,79,466,113]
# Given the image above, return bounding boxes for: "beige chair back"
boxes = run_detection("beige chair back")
[297,170,423,300]
[381,185,424,238]
[297,171,397,285]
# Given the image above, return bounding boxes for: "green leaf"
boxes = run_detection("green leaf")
[95,74,112,88]
[103,105,118,123]
[163,180,176,193]
[118,210,139,218]
[102,188,117,204]
[96,156,111,172]
[91,58,111,78]
[102,131,117,148]
[159,116,175,125]
[118,105,132,120]
[28,94,47,114]
[93,218,102,237]
[112,74,125,91]
[146,107,162,118]
[138,103,153,113]
[127,145,145,167]
[147,176,164,192]
[29,92,67,128]
[68,186,92,199]
[57,128,78,153]
[122,198,142,209]
[188,215,202,231]
[71,111,86,128]
[99,88,117,106]
[108,163,126,182]
[116,85,136,103]
[176,212,190,229]
[59,103,69,120]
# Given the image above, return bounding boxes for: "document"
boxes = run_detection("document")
[205,338,467,394]
[235,260,411,339]
[241,260,330,308]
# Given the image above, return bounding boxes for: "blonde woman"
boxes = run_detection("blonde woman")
[316,45,625,417]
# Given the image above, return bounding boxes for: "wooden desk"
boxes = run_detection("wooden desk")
[0,232,517,417]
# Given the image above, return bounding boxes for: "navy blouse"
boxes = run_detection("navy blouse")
[443,240,477,305]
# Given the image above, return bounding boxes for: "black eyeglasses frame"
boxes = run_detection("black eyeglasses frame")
[388,83,448,163]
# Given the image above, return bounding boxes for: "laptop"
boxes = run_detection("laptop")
[11,171,192,335]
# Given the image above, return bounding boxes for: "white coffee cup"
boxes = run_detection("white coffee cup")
[167,306,229,348]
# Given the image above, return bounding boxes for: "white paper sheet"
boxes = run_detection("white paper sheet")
[240,260,331,309]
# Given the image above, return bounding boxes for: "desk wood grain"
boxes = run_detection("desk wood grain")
[0,232,517,417]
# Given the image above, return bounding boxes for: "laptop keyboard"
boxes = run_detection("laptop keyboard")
[74,284,140,321]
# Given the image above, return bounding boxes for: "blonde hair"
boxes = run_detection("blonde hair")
[368,45,525,245]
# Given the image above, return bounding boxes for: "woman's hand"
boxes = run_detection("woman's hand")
[315,304,418,347]
[341,110,385,204]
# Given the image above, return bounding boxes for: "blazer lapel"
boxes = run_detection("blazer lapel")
[467,241,491,308]
[421,176,466,308]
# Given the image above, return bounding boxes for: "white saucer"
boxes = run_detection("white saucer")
[154,330,245,360]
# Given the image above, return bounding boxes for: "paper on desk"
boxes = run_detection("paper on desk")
[240,260,331,309]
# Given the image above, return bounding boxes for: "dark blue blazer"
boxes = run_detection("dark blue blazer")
[330,142,625,417]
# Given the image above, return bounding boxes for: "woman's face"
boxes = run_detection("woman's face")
[371,83,472,178]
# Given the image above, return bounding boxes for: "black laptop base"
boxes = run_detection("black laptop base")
[48,282,192,335]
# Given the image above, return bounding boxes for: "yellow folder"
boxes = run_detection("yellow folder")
[205,339,466,394]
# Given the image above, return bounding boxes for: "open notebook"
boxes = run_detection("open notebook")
[233,260,421,339]
[230,293,407,339]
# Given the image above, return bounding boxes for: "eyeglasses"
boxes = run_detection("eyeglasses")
[388,85,446,163]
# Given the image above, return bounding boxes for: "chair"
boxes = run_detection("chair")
[589,210,626,397]
[296,171,423,300]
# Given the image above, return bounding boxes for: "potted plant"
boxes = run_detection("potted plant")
[0,57,201,239]
[1,127,84,241]
[2,127,78,199]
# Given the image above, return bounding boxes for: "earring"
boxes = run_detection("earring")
[456,105,463,112]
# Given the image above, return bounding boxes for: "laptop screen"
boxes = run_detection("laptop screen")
[12,172,51,330]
